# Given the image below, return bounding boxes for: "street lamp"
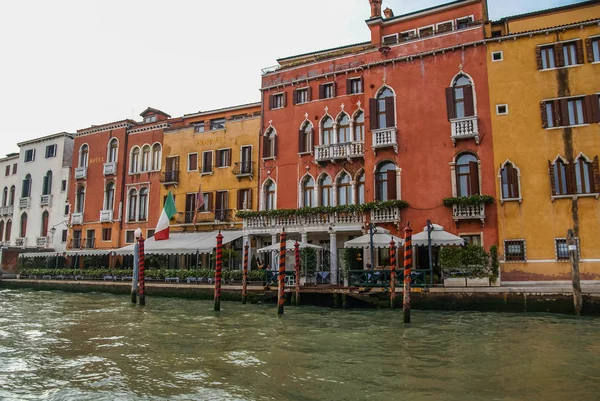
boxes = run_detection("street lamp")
[366,223,378,269]
[134,227,143,240]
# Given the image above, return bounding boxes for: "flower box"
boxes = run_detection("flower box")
[466,277,490,287]
[444,277,466,287]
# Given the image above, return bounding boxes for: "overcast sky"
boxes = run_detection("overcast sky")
[0,0,584,153]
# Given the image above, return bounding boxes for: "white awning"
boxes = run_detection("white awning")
[19,252,58,259]
[113,230,244,256]
[257,240,323,253]
[65,249,114,256]
[412,224,465,247]
[344,228,404,249]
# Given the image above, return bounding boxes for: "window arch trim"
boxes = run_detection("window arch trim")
[498,159,522,203]
[298,173,316,208]
[107,138,119,163]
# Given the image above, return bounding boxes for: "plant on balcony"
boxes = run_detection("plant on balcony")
[442,194,494,206]
[440,244,490,278]
[236,199,409,218]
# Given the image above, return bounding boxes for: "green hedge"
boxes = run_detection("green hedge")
[19,268,266,281]
[443,194,495,206]
[439,244,491,278]
[236,200,409,218]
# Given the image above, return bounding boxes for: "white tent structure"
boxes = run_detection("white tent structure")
[344,228,404,249]
[412,224,464,247]
[113,231,243,256]
[257,240,323,253]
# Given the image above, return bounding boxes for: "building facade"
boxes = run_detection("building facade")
[247,0,498,283]
[486,1,600,281]
[0,153,20,250]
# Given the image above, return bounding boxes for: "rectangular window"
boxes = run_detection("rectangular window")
[61,180,67,192]
[72,230,82,248]
[61,229,68,243]
[492,51,503,62]
[24,149,35,162]
[567,98,585,125]
[436,21,453,33]
[491,30,502,38]
[461,234,482,246]
[199,192,211,212]
[102,228,112,242]
[592,38,600,62]
[144,115,157,124]
[545,102,555,128]
[12,163,17,174]
[45,144,57,158]
[555,238,579,261]
[125,230,135,244]
[540,46,556,69]
[296,88,309,104]
[215,191,228,220]
[210,118,226,130]
[456,16,473,30]
[188,153,198,171]
[496,104,508,115]
[64,204,69,216]
[348,78,363,94]
[504,240,526,262]
[185,193,196,223]
[419,26,434,38]
[272,93,284,109]
[217,149,231,168]
[382,34,398,45]
[202,151,213,173]
[320,83,334,99]
[563,42,578,66]
[237,188,252,210]
[86,230,95,249]
[400,30,416,41]
[4,166,9,176]
[194,122,205,133]
[147,229,155,238]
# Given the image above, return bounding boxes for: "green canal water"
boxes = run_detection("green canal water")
[1,289,599,401]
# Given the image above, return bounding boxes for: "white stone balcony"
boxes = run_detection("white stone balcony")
[100,210,113,222]
[452,203,486,225]
[370,207,401,223]
[450,116,479,145]
[371,128,398,153]
[71,213,83,225]
[15,238,26,247]
[0,205,13,216]
[36,236,49,247]
[40,194,52,207]
[243,211,365,233]
[75,167,87,180]
[315,142,365,162]
[19,197,30,209]
[103,162,117,176]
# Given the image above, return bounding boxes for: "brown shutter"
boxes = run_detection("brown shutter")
[215,150,221,168]
[584,95,594,124]
[228,149,232,165]
[248,190,253,209]
[262,134,268,158]
[576,39,584,64]
[318,84,324,99]
[273,136,278,158]
[586,38,594,63]
[207,152,213,171]
[553,100,562,126]
[591,95,600,123]
[560,99,570,126]
[369,98,378,130]
[555,43,565,67]
[359,77,364,92]
[282,92,287,107]
[237,190,243,210]
[548,160,556,196]
[268,94,274,110]
[385,97,395,128]
[566,163,576,195]
[307,86,312,102]
[469,161,480,195]
[298,129,304,153]
[311,128,316,152]
[386,170,397,200]
[346,78,351,95]
[540,101,549,128]
[215,192,222,211]
[332,82,336,97]
[512,166,520,198]
[292,89,298,105]
[504,164,513,198]
[463,86,475,117]
[592,156,600,193]
[208,192,213,210]
[535,47,543,70]
[445,87,456,120]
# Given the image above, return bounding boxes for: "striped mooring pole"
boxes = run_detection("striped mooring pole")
[403,222,413,323]
[277,229,286,315]
[214,231,223,311]
[294,241,300,306]
[138,236,146,306]
[389,238,396,309]
[242,242,249,304]
[131,242,139,304]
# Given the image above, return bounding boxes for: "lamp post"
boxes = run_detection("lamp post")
[368,223,377,269]
[427,220,434,286]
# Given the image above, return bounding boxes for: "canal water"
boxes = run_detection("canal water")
[1,289,599,401]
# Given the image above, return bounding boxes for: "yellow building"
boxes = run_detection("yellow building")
[486,1,600,281]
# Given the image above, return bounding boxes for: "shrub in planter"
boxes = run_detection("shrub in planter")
[440,244,490,278]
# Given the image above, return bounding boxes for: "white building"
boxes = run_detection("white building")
[8,133,74,252]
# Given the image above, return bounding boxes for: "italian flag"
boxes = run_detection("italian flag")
[155,191,177,241]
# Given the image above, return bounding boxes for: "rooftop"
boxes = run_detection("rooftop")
[491,0,597,23]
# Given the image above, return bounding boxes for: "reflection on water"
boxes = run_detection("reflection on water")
[1,289,599,400]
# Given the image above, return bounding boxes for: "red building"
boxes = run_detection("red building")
[246,0,498,283]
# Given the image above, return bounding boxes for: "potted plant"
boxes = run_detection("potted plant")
[440,244,491,287]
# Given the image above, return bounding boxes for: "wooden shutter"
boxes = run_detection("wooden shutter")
[560,99,570,127]
[548,160,557,196]
[584,95,594,124]
[292,89,298,105]
[386,170,397,200]
[385,97,395,128]
[369,98,378,130]
[215,150,221,168]
[445,88,456,120]
[298,129,304,153]
[555,43,565,67]
[346,78,351,95]
[318,84,324,99]
[307,86,312,102]
[463,86,475,117]
[576,40,584,64]
[237,190,243,210]
[586,38,594,63]
[511,166,520,198]
[227,149,232,166]
[262,134,268,158]
[540,102,549,128]
[311,128,316,152]
[207,192,213,210]
[282,92,287,107]
[247,190,252,209]
[215,192,223,211]
[268,95,274,110]
[469,161,480,195]
[332,82,336,97]
[553,100,562,126]
[207,152,213,171]
[585,95,600,123]
[535,47,543,70]
[592,156,600,193]
[566,163,576,195]
[273,136,278,158]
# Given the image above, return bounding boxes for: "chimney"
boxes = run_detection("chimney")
[369,0,383,18]
[383,7,394,19]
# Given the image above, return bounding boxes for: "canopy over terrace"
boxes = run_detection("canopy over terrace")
[412,224,464,247]
[113,231,243,256]
[344,228,404,249]
[257,240,323,253]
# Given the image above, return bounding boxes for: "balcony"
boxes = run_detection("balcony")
[40,194,52,207]
[75,167,87,180]
[370,207,401,223]
[0,205,13,216]
[160,170,179,185]
[103,162,117,176]
[371,128,398,154]
[450,116,479,145]
[70,238,82,249]
[19,197,30,209]
[71,213,83,225]
[84,238,96,249]
[15,238,26,247]
[315,142,365,163]
[100,210,113,223]
[36,236,49,248]
[452,203,486,225]
[243,211,365,232]
[233,162,254,179]
[177,209,233,225]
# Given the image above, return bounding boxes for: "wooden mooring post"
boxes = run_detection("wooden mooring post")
[567,229,582,315]
[294,241,300,306]
[389,238,396,308]
[277,229,286,315]
[403,223,413,323]
[242,242,249,305]
[214,231,223,311]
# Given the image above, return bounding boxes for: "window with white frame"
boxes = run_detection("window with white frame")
[130,147,140,173]
[141,145,151,172]
[555,237,579,261]
[319,175,333,206]
[45,144,57,158]
[25,149,35,163]
[382,34,398,45]
[151,143,161,171]
[492,51,503,62]
[262,128,276,159]
[125,230,135,244]
[419,26,434,37]
[107,138,118,163]
[216,149,232,168]
[188,153,198,172]
[128,189,138,222]
[138,188,148,221]
[504,240,526,261]
[271,93,285,109]
[79,145,88,167]
[201,151,213,173]
[301,176,315,207]
[496,104,508,115]
[456,16,474,30]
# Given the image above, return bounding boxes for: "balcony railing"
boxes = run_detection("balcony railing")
[75,167,87,180]
[370,207,401,223]
[19,197,30,209]
[244,211,365,230]
[178,209,233,225]
[315,142,365,162]
[371,128,398,153]
[71,213,83,225]
[0,205,13,216]
[36,236,49,247]
[103,162,117,176]
[160,170,179,185]
[100,210,113,222]
[452,203,486,224]
[450,116,479,145]
[40,194,52,207]
[15,238,26,247]
[233,161,254,178]
[84,238,96,249]
[70,238,82,249]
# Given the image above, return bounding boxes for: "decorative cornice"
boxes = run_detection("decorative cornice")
[17,132,74,147]
[76,121,137,137]
[127,122,170,135]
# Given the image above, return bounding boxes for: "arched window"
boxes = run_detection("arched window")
[299,122,313,153]
[448,75,474,119]
[2,187,7,207]
[20,213,27,238]
[9,186,15,206]
[375,162,397,201]
[42,171,53,195]
[107,138,118,163]
[575,155,593,194]
[455,153,479,197]
[354,111,365,142]
[21,174,32,198]
[79,144,89,168]
[128,189,138,222]
[357,172,365,204]
[75,185,85,213]
[141,145,151,172]
[138,188,148,221]
[337,173,352,205]
[130,147,140,173]
[337,114,351,143]
[302,176,315,207]
[0,221,4,241]
[321,117,334,145]
[264,180,276,210]
[104,182,115,211]
[319,175,333,206]
[41,211,49,237]
[500,162,520,200]
[263,128,277,159]
[5,220,11,241]
[371,87,395,129]
[152,143,161,171]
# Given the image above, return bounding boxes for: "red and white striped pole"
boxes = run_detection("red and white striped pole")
[403,223,413,323]
[214,231,223,311]
[277,229,286,315]
[294,241,300,306]
[138,236,146,306]
[389,238,396,309]
[242,242,249,304]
